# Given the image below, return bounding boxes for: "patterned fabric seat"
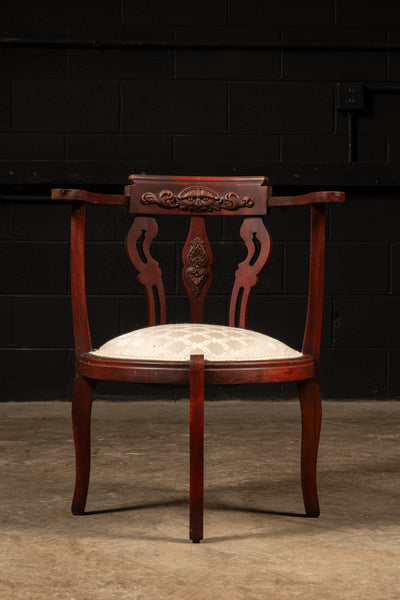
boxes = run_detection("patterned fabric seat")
[91,323,302,362]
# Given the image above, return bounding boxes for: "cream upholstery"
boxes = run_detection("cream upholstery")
[91,323,302,362]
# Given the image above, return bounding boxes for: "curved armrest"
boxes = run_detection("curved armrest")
[52,188,129,206]
[269,191,345,208]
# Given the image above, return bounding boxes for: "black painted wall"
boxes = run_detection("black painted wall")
[1,1,400,400]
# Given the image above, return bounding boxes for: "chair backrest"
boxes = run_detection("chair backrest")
[126,175,271,329]
[52,177,344,365]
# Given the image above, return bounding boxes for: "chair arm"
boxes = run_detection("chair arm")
[52,188,129,206]
[268,191,344,208]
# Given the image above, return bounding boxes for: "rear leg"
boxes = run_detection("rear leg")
[296,377,322,517]
[71,374,97,515]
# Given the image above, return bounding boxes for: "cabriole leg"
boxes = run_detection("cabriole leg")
[296,377,322,518]
[189,355,204,543]
[71,374,97,515]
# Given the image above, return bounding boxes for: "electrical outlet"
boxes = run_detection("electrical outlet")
[336,82,364,110]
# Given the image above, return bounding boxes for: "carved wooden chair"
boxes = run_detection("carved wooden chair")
[52,176,344,543]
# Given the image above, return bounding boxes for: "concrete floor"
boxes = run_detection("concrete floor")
[0,400,399,600]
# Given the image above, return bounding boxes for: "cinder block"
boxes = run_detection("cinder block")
[176,50,280,80]
[281,29,387,82]
[319,348,386,398]
[13,80,119,132]
[325,244,389,294]
[230,83,333,134]
[0,49,67,78]
[0,242,68,294]
[333,297,400,348]
[0,297,13,346]
[174,135,280,161]
[9,203,70,241]
[247,296,307,349]
[66,134,172,161]
[85,241,176,295]
[229,0,334,26]
[0,204,8,238]
[282,135,387,163]
[86,204,118,241]
[205,241,283,295]
[286,243,389,294]
[357,93,400,135]
[122,0,227,25]
[282,135,348,162]
[283,50,385,81]
[336,0,400,27]
[69,50,173,79]
[9,295,119,350]
[330,194,400,241]
[0,349,67,401]
[0,0,12,23]
[387,350,400,397]
[247,295,332,348]
[121,81,226,133]
[388,136,400,162]
[0,134,64,160]
[387,32,400,81]
[0,82,10,131]
[87,296,120,348]
[13,0,121,25]
[391,244,400,293]
[13,296,73,348]
[119,296,150,333]
[67,25,173,41]
[357,136,387,162]
[222,209,310,243]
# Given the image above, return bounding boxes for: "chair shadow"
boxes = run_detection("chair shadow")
[84,498,187,516]
[84,500,305,520]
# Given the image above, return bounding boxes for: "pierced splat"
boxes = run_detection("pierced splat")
[126,216,166,326]
[182,217,213,323]
[229,217,272,328]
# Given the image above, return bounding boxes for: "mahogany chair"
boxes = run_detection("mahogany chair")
[52,176,344,543]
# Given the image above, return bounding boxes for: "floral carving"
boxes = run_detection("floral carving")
[185,237,209,296]
[141,186,254,212]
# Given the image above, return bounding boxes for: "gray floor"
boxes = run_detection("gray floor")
[1,400,399,600]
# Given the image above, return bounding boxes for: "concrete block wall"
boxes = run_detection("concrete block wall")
[1,0,400,399]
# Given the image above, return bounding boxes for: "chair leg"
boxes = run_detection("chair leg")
[189,355,205,543]
[296,377,322,518]
[71,373,97,515]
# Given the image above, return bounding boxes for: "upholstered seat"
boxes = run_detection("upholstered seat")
[91,323,302,362]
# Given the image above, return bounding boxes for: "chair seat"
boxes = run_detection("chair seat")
[90,323,302,362]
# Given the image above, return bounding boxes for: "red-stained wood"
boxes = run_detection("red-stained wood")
[189,355,204,543]
[296,377,322,517]
[302,204,325,361]
[71,374,97,515]
[229,217,272,328]
[128,175,269,216]
[78,353,315,385]
[269,190,344,207]
[182,217,213,323]
[54,175,345,540]
[71,203,91,363]
[126,216,166,326]
[52,188,129,206]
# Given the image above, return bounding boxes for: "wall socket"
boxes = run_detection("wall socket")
[336,82,364,110]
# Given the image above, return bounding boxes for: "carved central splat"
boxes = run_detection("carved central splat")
[141,186,254,212]
[182,217,213,323]
[185,237,209,297]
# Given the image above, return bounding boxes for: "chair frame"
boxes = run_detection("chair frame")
[52,176,344,542]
